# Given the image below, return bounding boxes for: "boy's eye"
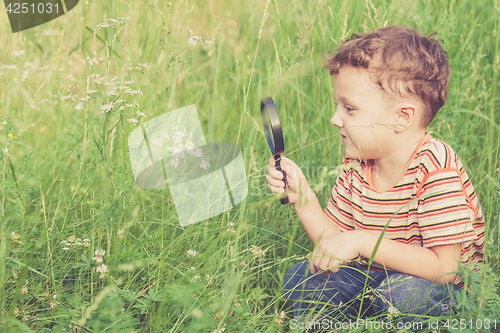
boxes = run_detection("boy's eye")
[344,105,355,112]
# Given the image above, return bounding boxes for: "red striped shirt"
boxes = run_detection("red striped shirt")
[325,132,485,288]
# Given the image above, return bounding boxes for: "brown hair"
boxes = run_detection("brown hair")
[323,26,450,127]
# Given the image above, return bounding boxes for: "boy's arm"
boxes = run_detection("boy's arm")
[292,187,342,244]
[311,230,461,284]
[356,230,461,284]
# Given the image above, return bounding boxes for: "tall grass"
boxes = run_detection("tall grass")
[0,0,499,331]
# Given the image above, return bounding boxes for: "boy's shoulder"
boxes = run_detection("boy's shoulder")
[414,134,463,174]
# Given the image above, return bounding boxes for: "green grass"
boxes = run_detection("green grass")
[0,0,499,331]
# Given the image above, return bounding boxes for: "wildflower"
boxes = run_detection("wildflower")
[90,73,105,84]
[2,121,7,124]
[62,247,70,250]
[127,118,138,125]
[205,40,214,45]
[192,274,200,280]
[118,228,124,239]
[8,133,14,139]
[92,249,105,263]
[234,298,241,308]
[2,147,8,154]
[11,50,25,57]
[87,90,98,94]
[188,36,203,47]
[386,305,401,321]
[1,64,18,70]
[200,160,210,171]
[82,239,90,247]
[22,285,28,294]
[250,245,264,256]
[49,295,59,308]
[274,310,286,325]
[187,147,203,158]
[100,101,115,113]
[187,250,197,257]
[179,25,194,35]
[212,324,226,333]
[136,111,146,117]
[226,222,235,234]
[96,264,109,278]
[75,102,84,110]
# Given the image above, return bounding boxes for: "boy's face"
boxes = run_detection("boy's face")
[331,66,399,160]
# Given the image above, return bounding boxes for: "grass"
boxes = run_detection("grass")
[0,0,499,331]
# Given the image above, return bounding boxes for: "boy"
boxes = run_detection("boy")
[266,26,485,324]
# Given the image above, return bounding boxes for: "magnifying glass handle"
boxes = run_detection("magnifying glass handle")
[274,155,289,204]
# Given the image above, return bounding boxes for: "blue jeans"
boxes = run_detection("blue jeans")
[283,261,468,327]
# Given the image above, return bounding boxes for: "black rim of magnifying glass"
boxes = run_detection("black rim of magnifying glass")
[260,97,285,155]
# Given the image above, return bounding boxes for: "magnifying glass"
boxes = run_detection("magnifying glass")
[260,97,288,205]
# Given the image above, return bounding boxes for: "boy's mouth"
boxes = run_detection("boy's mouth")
[341,134,348,142]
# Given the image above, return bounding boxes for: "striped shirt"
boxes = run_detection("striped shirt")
[325,132,485,288]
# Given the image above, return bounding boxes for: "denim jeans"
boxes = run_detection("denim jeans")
[283,261,469,329]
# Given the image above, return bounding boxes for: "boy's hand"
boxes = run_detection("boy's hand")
[266,156,312,206]
[309,231,361,275]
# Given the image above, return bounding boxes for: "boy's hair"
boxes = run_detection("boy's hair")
[323,26,449,128]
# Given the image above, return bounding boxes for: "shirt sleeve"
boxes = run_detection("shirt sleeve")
[417,169,477,248]
[324,158,356,232]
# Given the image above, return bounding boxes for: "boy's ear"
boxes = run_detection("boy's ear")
[394,99,420,132]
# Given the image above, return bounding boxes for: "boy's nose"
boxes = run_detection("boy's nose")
[330,110,343,128]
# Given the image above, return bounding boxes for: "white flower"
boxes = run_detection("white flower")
[187,250,197,257]
[192,274,200,280]
[188,36,203,47]
[200,160,210,170]
[75,102,84,110]
[250,245,264,256]
[212,324,226,333]
[205,40,214,45]
[90,73,105,84]
[127,118,138,125]
[188,147,203,158]
[92,249,105,263]
[62,247,70,250]
[100,101,115,113]
[1,65,18,70]
[136,111,146,117]
[96,264,109,278]
[2,147,9,153]
[87,90,98,94]
[2,121,7,124]
[226,222,235,234]
[11,50,25,57]
[274,310,286,325]
[185,140,194,150]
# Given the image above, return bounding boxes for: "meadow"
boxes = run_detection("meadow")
[0,0,499,331]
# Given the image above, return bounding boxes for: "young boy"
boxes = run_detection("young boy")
[266,26,485,325]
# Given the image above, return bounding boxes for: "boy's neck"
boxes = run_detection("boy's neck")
[370,130,427,192]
